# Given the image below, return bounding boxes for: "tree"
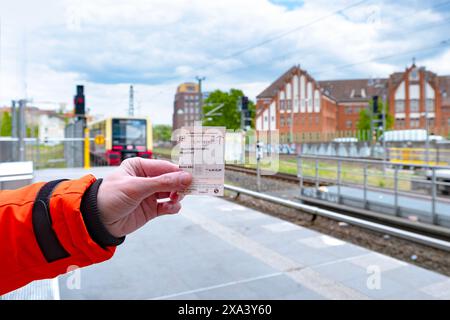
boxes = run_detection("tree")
[202,89,255,130]
[356,100,393,141]
[153,124,172,143]
[0,111,12,136]
[26,125,39,138]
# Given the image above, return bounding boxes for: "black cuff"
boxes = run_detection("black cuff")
[80,179,125,248]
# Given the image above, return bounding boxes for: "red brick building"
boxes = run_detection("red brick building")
[256,64,450,142]
[172,82,201,131]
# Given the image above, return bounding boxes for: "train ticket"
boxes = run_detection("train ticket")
[177,126,226,196]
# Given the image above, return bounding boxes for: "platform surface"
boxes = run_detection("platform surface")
[3,167,450,300]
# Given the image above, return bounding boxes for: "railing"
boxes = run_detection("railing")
[297,154,450,228]
[225,184,450,251]
[0,137,107,169]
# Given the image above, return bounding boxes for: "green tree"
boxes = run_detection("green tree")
[26,125,39,138]
[0,111,12,136]
[356,101,393,141]
[202,89,255,130]
[153,124,172,142]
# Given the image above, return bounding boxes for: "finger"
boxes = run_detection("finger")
[134,171,193,197]
[134,159,181,177]
[157,201,181,216]
[170,192,185,202]
[156,192,171,199]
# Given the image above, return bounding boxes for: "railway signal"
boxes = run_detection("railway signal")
[240,96,252,131]
[74,85,85,118]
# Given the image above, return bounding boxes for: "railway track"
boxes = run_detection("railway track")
[225,184,450,252]
[225,164,302,184]
[154,153,450,247]
[154,153,310,184]
[223,164,450,248]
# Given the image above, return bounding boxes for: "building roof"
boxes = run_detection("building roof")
[318,78,387,103]
[0,106,65,120]
[256,64,388,103]
[256,65,449,107]
[176,82,199,94]
[256,66,298,99]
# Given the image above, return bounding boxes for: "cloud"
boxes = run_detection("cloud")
[0,0,449,125]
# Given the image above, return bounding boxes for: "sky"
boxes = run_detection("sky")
[0,0,449,124]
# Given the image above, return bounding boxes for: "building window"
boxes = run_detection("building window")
[426,99,434,112]
[346,120,352,129]
[280,117,285,127]
[315,115,319,124]
[410,100,419,113]
[410,68,419,81]
[345,106,352,114]
[396,119,404,128]
[410,119,419,128]
[395,100,405,113]
[447,118,450,126]
[280,100,285,110]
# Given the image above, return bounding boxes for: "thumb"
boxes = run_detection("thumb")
[133,171,192,198]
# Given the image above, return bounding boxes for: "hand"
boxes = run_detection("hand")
[96,158,192,238]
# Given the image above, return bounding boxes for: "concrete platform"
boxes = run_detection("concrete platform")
[4,167,450,300]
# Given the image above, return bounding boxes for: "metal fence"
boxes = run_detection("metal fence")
[0,137,108,169]
[300,140,450,165]
[297,154,450,228]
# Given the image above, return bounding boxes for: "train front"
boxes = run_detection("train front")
[108,118,152,165]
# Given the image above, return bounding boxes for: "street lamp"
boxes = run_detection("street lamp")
[195,76,205,122]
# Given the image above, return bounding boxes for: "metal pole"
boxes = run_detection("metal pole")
[431,167,437,224]
[363,163,368,209]
[196,76,205,122]
[84,127,90,169]
[382,94,387,170]
[337,159,342,204]
[18,99,26,161]
[425,72,430,165]
[128,85,134,117]
[289,99,294,144]
[394,166,399,216]
[370,104,374,158]
[256,141,261,192]
[298,156,303,196]
[36,136,40,169]
[315,158,319,191]
[11,100,18,160]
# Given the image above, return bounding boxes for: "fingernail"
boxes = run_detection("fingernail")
[180,172,192,186]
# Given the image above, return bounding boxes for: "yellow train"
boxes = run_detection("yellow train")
[88,117,153,165]
[388,147,449,166]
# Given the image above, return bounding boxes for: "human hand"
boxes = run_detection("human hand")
[96,158,192,238]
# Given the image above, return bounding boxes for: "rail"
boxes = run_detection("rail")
[297,154,450,227]
[224,184,450,252]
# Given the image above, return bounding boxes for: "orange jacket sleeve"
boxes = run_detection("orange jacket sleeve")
[0,175,123,295]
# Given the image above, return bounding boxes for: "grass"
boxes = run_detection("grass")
[26,143,67,169]
[153,146,416,192]
[244,155,414,192]
[153,146,173,158]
